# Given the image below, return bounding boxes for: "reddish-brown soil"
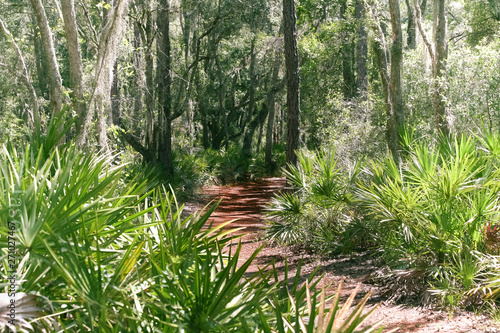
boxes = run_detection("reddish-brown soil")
[186,177,499,333]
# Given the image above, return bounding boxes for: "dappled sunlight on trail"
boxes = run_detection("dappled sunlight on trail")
[201,177,286,234]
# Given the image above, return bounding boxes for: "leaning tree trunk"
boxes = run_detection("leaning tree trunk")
[61,0,87,142]
[29,0,63,117]
[0,19,39,128]
[283,0,301,168]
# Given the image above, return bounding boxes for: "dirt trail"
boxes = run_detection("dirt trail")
[188,177,497,333]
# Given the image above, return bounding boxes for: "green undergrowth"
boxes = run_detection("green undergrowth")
[266,132,500,314]
[0,120,383,332]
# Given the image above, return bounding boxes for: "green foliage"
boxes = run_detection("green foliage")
[357,133,500,307]
[0,128,385,331]
[203,144,285,184]
[265,149,370,253]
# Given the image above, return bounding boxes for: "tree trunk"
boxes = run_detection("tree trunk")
[388,0,404,162]
[111,61,120,126]
[91,0,130,151]
[265,47,282,168]
[142,9,155,151]
[433,0,449,136]
[340,0,356,99]
[283,0,301,167]
[30,0,64,117]
[0,19,39,129]
[157,0,173,175]
[242,36,257,157]
[355,0,368,96]
[132,21,144,137]
[415,0,449,136]
[61,0,87,142]
[31,15,49,99]
[369,0,403,162]
[405,0,416,49]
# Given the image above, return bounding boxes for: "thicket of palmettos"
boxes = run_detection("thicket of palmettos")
[267,132,500,312]
[0,114,388,332]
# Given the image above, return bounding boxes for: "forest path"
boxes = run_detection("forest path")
[186,177,496,333]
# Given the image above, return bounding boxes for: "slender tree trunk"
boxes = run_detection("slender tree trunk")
[91,0,130,151]
[61,0,87,142]
[283,0,301,167]
[157,0,173,175]
[242,36,257,157]
[355,0,368,96]
[433,0,449,136]
[0,19,39,128]
[30,0,63,116]
[215,57,229,151]
[368,0,403,162]
[340,0,356,99]
[405,0,416,49]
[31,15,48,99]
[143,9,155,151]
[388,0,404,162]
[132,21,144,137]
[111,61,120,126]
[415,0,449,136]
[266,46,282,168]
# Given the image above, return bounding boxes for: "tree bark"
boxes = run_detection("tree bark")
[354,0,368,96]
[30,0,64,117]
[405,0,416,49]
[340,0,356,99]
[142,8,155,151]
[265,46,282,168]
[61,0,87,142]
[389,0,404,162]
[283,0,301,167]
[157,0,173,175]
[132,21,144,137]
[433,0,449,136]
[111,61,120,126]
[368,0,403,162]
[91,0,130,151]
[414,0,449,136]
[242,36,258,157]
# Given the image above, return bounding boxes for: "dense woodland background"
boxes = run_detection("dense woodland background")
[2,0,500,331]
[1,0,499,172]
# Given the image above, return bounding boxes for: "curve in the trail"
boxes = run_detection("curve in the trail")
[202,177,286,234]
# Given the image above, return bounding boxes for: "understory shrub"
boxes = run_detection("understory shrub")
[265,149,372,254]
[204,144,285,184]
[357,133,500,308]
